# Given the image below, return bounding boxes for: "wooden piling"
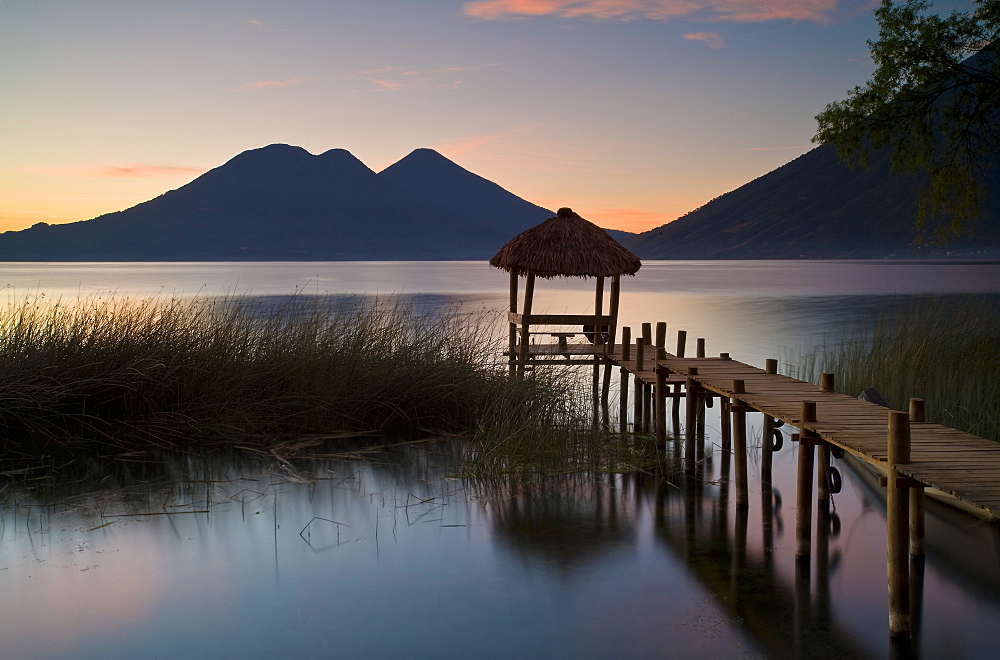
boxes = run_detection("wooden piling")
[909,398,926,557]
[685,367,699,471]
[619,326,631,433]
[676,330,687,358]
[887,409,912,647]
[655,322,666,351]
[819,372,835,393]
[641,322,652,346]
[733,379,748,510]
[655,366,667,444]
[762,359,778,478]
[634,338,645,432]
[796,400,817,558]
[696,337,706,358]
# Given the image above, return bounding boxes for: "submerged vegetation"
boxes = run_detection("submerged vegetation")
[0,293,645,480]
[801,295,1000,441]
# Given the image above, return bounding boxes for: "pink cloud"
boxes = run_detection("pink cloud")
[21,164,205,179]
[683,31,724,48]
[357,63,501,92]
[235,78,308,91]
[463,0,842,23]
[435,125,536,157]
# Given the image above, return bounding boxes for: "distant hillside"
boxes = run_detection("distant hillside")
[625,143,1000,259]
[0,145,552,261]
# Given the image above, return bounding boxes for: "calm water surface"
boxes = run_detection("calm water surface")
[2,260,999,658]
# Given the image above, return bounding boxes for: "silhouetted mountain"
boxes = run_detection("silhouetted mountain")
[379,148,552,240]
[0,144,552,261]
[625,143,1000,259]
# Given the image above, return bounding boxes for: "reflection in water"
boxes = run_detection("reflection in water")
[3,261,1000,657]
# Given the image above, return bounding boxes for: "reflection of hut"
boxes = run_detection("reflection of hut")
[490,207,641,378]
[489,476,635,574]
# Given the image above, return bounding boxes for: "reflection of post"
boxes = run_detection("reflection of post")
[685,367,699,472]
[732,379,749,510]
[731,505,749,600]
[887,410,912,655]
[761,480,775,558]
[795,399,817,657]
[796,400,817,559]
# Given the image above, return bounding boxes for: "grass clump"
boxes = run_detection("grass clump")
[800,294,1000,441]
[0,294,564,463]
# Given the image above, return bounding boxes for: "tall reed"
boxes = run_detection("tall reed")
[0,294,558,461]
[799,294,1000,441]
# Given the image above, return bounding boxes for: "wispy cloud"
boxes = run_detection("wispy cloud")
[21,164,205,179]
[683,31,724,48]
[356,63,502,92]
[434,125,537,157]
[463,0,842,24]
[234,78,309,92]
[246,18,264,27]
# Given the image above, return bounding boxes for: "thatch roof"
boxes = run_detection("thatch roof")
[490,207,642,279]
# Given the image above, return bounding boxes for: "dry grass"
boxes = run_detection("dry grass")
[798,294,1000,441]
[0,294,561,463]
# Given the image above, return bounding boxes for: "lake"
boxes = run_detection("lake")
[2,260,999,658]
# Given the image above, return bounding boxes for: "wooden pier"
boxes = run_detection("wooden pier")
[513,325,999,655]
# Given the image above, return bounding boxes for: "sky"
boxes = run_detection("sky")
[0,1,971,234]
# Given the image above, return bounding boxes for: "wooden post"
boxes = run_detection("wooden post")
[676,330,687,358]
[603,276,621,413]
[619,326,631,434]
[517,271,535,377]
[619,367,629,434]
[820,372,835,393]
[655,322,666,351]
[909,398,926,557]
[685,367,699,472]
[655,366,667,444]
[641,322,652,346]
[887,410,912,649]
[733,379,748,510]
[508,271,518,377]
[762,359,778,478]
[796,400,817,558]
[720,397,732,451]
[634,338,645,433]
[696,337,706,358]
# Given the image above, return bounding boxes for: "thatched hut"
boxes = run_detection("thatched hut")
[490,207,641,376]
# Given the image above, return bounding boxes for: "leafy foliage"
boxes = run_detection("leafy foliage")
[814,0,1000,241]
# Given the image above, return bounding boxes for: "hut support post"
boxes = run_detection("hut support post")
[508,271,518,378]
[887,410,912,652]
[602,276,621,415]
[593,277,606,426]
[517,271,535,378]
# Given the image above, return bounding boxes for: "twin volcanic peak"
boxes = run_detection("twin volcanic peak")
[0,144,554,261]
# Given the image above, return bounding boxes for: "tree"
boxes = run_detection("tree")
[814,0,1000,241]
